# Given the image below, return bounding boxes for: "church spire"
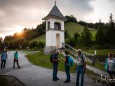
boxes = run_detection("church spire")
[55,0,56,5]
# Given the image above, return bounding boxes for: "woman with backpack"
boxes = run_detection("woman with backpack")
[105,53,115,79]
[62,51,74,83]
[64,51,71,83]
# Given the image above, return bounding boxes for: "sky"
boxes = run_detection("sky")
[0,0,115,38]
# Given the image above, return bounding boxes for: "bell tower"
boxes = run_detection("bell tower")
[43,2,65,53]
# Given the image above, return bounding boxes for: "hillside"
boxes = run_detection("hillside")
[30,22,97,43]
[65,22,84,36]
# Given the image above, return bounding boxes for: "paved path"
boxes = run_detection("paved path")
[0,51,98,86]
[61,52,108,75]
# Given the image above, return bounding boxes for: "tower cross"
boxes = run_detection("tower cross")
[55,0,56,5]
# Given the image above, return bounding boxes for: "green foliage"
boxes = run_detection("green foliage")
[36,21,46,35]
[65,30,70,38]
[73,32,80,42]
[65,15,77,23]
[105,14,115,43]
[78,21,87,27]
[83,49,115,55]
[66,36,76,47]
[30,34,45,43]
[7,38,29,49]
[81,27,92,46]
[29,41,45,49]
[96,25,105,44]
[65,22,84,36]
[38,41,45,49]
[29,41,38,48]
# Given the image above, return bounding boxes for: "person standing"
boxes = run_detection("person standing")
[64,51,71,83]
[105,53,115,79]
[1,50,7,69]
[76,49,86,86]
[52,50,61,81]
[13,51,20,69]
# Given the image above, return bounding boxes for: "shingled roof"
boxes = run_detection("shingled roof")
[43,5,65,20]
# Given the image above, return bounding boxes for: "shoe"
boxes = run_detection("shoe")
[56,78,60,80]
[18,67,20,69]
[52,79,57,81]
[64,80,70,83]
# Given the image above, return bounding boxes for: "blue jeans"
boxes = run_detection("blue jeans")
[76,66,85,86]
[65,65,70,81]
[53,63,58,80]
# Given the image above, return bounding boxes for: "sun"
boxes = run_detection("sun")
[15,25,23,33]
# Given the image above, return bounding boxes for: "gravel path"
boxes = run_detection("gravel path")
[0,51,98,86]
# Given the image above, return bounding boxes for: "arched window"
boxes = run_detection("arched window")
[48,21,50,30]
[54,22,61,30]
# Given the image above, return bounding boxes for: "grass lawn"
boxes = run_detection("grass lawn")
[26,51,99,78]
[26,51,76,73]
[87,61,105,71]
[65,22,84,36]
[29,34,45,43]
[0,76,7,86]
[84,49,115,55]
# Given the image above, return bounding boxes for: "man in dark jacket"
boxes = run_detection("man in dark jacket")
[52,50,61,81]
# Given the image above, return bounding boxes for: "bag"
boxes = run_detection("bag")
[104,58,108,71]
[67,56,74,67]
[50,54,55,63]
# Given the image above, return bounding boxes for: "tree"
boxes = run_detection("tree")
[65,30,70,38]
[65,15,77,23]
[38,41,45,49]
[105,13,115,43]
[78,21,87,27]
[81,27,92,46]
[29,41,38,48]
[96,23,105,44]
[74,32,80,42]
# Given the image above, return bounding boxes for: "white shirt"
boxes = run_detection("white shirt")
[76,54,86,66]
[108,58,115,71]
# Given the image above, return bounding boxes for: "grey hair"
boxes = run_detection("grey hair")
[77,49,82,53]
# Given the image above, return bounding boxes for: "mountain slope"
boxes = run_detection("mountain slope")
[30,22,97,42]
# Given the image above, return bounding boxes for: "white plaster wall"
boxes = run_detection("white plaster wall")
[46,18,64,48]
[46,31,51,46]
[46,30,64,48]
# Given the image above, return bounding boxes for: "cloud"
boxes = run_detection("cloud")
[0,0,94,37]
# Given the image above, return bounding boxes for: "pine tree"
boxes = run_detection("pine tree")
[96,22,105,44]
[106,13,115,43]
[81,27,92,46]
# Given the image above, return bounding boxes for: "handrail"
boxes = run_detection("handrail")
[62,42,94,56]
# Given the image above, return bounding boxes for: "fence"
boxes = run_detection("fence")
[62,42,96,65]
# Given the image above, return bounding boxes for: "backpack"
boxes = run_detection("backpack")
[67,56,74,67]
[104,58,108,71]
[50,54,55,63]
